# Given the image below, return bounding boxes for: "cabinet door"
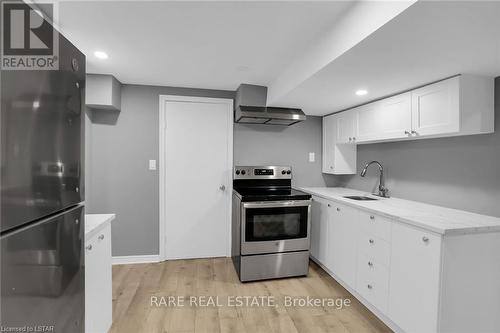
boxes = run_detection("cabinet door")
[322,115,336,174]
[85,224,112,333]
[336,111,356,144]
[411,76,460,137]
[388,223,442,333]
[328,202,359,287]
[310,196,331,264]
[357,93,412,142]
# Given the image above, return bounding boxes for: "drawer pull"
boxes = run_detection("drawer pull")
[86,245,92,251]
[369,239,374,244]
[422,236,429,243]
[98,234,105,240]
[367,261,373,267]
[369,215,375,220]
[336,207,340,212]
[367,284,373,290]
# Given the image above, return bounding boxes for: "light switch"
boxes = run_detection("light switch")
[149,159,157,170]
[309,152,315,162]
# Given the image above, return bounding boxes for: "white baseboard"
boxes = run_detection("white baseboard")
[112,254,160,265]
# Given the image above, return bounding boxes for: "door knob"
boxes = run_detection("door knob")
[219,185,226,191]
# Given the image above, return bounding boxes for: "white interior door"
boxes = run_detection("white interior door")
[160,96,233,260]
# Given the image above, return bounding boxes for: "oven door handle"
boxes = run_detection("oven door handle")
[242,199,311,209]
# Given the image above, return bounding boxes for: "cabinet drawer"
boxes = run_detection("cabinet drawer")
[358,211,392,242]
[358,233,391,268]
[357,253,390,292]
[356,267,389,313]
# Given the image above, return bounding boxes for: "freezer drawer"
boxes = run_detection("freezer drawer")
[0,205,85,333]
[0,33,85,233]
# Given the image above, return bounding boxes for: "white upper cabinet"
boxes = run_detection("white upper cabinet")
[325,74,493,147]
[322,114,356,175]
[411,76,460,137]
[322,114,336,173]
[356,92,412,143]
[336,111,357,144]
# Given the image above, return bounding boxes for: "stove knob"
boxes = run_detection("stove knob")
[286,170,291,175]
[281,170,286,175]
[241,170,246,175]
[235,170,240,175]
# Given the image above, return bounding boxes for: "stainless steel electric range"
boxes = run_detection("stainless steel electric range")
[231,166,312,282]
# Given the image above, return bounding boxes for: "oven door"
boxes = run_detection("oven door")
[241,200,311,255]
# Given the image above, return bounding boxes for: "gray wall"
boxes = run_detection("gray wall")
[234,118,327,188]
[326,77,500,217]
[86,85,234,256]
[86,84,326,256]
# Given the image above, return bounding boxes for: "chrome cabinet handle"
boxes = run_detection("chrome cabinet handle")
[369,239,374,244]
[219,185,226,191]
[348,137,352,142]
[422,236,429,242]
[411,130,418,135]
[86,245,92,251]
[369,215,375,220]
[330,166,333,169]
[336,207,340,212]
[367,284,373,290]
[404,130,411,135]
[368,261,373,267]
[98,234,104,240]
[327,204,331,207]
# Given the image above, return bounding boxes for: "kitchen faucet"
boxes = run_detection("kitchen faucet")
[360,161,389,198]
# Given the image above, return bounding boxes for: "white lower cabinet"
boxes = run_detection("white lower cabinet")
[85,223,112,333]
[327,202,359,287]
[310,196,331,264]
[388,223,441,333]
[309,195,500,333]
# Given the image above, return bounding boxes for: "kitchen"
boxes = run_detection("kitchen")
[1,1,499,333]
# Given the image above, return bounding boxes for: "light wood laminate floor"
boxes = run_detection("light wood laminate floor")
[110,258,392,333]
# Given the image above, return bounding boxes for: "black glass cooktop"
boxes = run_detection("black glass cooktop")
[234,187,311,202]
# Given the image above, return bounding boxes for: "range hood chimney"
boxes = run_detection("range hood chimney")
[234,84,306,126]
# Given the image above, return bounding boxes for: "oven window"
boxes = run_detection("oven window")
[245,206,308,242]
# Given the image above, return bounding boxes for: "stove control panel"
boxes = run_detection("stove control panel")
[234,166,292,180]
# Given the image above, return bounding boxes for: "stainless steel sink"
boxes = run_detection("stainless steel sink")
[343,195,378,201]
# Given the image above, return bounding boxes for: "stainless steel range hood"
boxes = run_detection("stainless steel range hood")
[234,84,306,126]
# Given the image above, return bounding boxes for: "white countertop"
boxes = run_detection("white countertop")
[299,187,500,235]
[85,214,115,239]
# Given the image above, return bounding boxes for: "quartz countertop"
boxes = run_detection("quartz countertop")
[85,214,115,239]
[299,187,500,235]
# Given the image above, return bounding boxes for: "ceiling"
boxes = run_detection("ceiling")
[55,1,353,90]
[52,1,500,116]
[271,0,500,115]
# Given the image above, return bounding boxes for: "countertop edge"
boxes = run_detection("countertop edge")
[299,187,500,236]
[85,214,116,240]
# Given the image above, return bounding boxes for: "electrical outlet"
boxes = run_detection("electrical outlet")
[309,152,315,162]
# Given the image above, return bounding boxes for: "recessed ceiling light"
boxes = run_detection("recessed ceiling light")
[94,51,108,59]
[355,89,368,96]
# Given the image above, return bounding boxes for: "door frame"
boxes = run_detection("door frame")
[158,95,234,261]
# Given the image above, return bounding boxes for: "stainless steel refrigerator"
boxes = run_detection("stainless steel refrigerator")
[0,23,86,332]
